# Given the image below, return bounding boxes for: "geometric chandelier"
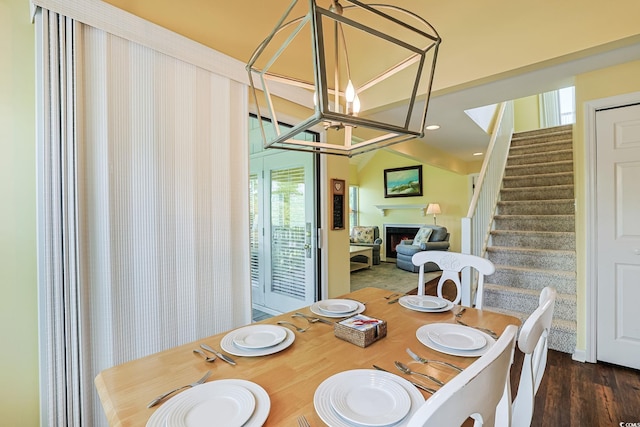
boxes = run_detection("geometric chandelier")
[246,0,441,157]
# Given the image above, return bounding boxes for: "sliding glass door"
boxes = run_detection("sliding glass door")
[249,116,319,314]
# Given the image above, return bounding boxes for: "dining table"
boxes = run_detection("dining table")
[95,286,521,426]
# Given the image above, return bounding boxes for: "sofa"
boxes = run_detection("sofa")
[349,226,382,265]
[395,225,450,272]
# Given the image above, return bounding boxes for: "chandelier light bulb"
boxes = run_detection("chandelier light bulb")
[345,80,355,103]
[352,93,361,115]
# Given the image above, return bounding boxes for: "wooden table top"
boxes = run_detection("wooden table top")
[95,287,521,426]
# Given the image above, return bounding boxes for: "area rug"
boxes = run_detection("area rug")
[350,261,441,294]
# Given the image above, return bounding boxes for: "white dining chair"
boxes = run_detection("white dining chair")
[411,251,496,308]
[497,286,557,427]
[406,324,519,427]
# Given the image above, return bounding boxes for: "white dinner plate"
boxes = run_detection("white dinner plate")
[232,324,288,349]
[317,299,359,314]
[426,323,487,351]
[310,300,365,318]
[221,327,295,357]
[416,323,495,357]
[146,379,270,427]
[314,369,424,427]
[165,382,256,427]
[403,296,448,310]
[329,372,411,426]
[398,296,454,313]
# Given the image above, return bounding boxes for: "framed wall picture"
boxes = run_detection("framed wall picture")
[384,165,423,198]
[331,179,346,230]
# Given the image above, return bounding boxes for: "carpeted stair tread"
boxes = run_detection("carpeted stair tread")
[509,140,572,155]
[483,283,576,322]
[497,199,575,215]
[505,160,573,176]
[502,171,574,188]
[500,184,574,201]
[489,265,576,294]
[490,230,575,250]
[493,214,574,232]
[487,246,576,271]
[506,151,573,167]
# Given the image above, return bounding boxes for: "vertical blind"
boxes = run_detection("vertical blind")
[36,8,250,426]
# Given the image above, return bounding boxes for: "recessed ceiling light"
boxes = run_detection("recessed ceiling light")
[473,152,484,156]
[425,124,440,130]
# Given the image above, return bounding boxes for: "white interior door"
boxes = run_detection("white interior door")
[596,103,640,369]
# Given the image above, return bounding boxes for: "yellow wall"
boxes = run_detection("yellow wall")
[514,95,541,132]
[353,151,469,260]
[573,60,640,351]
[0,0,39,425]
[324,156,352,298]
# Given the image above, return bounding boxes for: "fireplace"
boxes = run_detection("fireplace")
[383,224,422,259]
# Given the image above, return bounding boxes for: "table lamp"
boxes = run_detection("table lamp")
[426,203,441,224]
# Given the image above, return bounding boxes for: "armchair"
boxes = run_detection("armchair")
[395,225,450,272]
[350,226,382,265]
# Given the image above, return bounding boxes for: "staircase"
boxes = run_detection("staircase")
[483,124,577,354]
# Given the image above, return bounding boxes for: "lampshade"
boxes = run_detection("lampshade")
[246,0,441,157]
[426,203,441,215]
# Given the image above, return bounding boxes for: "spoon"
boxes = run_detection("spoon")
[394,361,445,386]
[192,349,216,362]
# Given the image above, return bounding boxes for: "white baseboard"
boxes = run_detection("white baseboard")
[572,348,587,363]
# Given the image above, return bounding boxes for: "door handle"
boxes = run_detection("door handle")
[305,223,312,258]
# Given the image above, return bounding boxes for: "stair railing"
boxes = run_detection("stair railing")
[460,101,514,306]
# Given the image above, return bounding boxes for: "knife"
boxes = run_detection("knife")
[200,343,237,365]
[387,295,405,304]
[372,365,436,394]
[294,312,335,325]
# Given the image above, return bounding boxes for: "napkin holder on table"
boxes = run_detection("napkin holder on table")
[334,314,387,347]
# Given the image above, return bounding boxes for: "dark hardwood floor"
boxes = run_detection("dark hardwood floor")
[422,276,640,426]
[518,349,640,426]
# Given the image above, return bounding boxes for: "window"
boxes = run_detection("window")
[558,86,575,125]
[539,86,575,127]
[349,185,358,228]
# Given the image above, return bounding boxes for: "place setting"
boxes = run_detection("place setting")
[415,322,496,357]
[219,323,295,357]
[309,298,366,318]
[313,369,425,427]
[397,295,454,313]
[146,377,270,427]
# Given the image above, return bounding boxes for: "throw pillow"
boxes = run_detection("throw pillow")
[413,227,433,245]
[429,226,448,242]
[351,226,374,244]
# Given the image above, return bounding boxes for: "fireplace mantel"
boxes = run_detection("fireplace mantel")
[374,204,427,216]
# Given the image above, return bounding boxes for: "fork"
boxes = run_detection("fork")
[406,348,463,372]
[297,414,311,427]
[292,313,320,323]
[455,319,499,339]
[277,320,309,333]
[147,370,211,408]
